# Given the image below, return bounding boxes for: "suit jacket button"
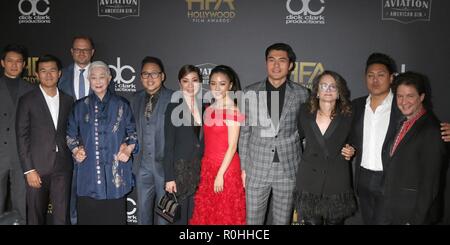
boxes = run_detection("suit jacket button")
[3,142,7,144]
[3,113,6,116]
[271,149,275,152]
[6,128,9,131]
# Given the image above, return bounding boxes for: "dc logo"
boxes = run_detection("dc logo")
[18,0,50,16]
[286,0,325,16]
[109,57,136,85]
[127,197,137,215]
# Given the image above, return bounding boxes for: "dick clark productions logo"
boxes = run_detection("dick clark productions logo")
[18,0,52,24]
[285,0,325,25]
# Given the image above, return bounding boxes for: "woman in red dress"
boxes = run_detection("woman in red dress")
[189,65,246,225]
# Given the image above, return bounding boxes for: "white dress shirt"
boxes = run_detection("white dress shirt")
[39,85,60,130]
[360,91,393,171]
[25,86,61,175]
[74,63,90,100]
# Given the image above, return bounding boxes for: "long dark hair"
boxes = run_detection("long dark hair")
[308,70,352,118]
[209,65,241,92]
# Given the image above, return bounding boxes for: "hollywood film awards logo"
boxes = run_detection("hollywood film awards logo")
[18,0,51,24]
[98,0,140,20]
[285,0,325,25]
[23,56,39,84]
[109,57,137,93]
[290,61,324,89]
[382,0,431,24]
[186,0,236,23]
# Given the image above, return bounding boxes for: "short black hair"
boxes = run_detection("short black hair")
[365,52,397,74]
[265,43,296,72]
[1,44,28,62]
[72,35,95,49]
[36,54,62,71]
[141,56,166,81]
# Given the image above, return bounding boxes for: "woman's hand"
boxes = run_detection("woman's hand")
[117,143,132,162]
[214,174,224,193]
[165,181,177,193]
[72,146,87,163]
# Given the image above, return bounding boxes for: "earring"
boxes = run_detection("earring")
[316,95,320,99]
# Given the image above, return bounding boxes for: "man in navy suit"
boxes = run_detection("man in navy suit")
[58,36,95,101]
[130,56,173,225]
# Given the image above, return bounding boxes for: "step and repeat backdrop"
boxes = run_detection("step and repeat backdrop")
[1,0,449,224]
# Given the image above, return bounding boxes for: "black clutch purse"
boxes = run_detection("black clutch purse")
[155,192,181,223]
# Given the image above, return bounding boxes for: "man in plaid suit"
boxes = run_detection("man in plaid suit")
[239,43,309,225]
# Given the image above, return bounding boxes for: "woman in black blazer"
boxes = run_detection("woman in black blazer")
[296,70,356,225]
[163,65,203,224]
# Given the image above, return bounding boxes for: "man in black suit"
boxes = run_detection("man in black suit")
[16,55,73,225]
[350,53,402,225]
[0,44,34,222]
[384,72,446,224]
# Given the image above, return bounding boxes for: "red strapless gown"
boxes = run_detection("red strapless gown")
[189,108,246,225]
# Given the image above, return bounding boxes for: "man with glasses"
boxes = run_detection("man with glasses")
[59,36,99,100]
[130,56,173,225]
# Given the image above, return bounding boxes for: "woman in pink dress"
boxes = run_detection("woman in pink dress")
[189,65,246,225]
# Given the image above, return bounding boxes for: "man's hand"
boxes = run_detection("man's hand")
[341,144,356,161]
[441,122,450,142]
[26,171,42,188]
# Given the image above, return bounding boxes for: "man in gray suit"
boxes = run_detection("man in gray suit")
[0,44,34,222]
[239,43,309,225]
[131,56,173,225]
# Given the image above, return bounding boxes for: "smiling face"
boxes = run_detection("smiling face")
[317,74,339,103]
[209,72,232,102]
[179,71,201,97]
[71,38,94,68]
[1,51,26,78]
[89,66,111,98]
[396,84,424,119]
[35,61,61,89]
[266,49,293,85]
[141,62,164,95]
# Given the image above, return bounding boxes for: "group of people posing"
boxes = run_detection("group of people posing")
[1,37,449,225]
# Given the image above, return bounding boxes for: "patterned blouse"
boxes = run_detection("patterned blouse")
[67,91,138,200]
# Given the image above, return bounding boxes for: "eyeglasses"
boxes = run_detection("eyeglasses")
[72,48,92,54]
[141,71,162,79]
[319,83,337,92]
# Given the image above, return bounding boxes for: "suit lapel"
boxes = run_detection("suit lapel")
[258,82,277,134]
[69,64,75,98]
[324,112,342,140]
[390,113,426,158]
[56,91,67,133]
[37,89,57,133]
[277,81,294,132]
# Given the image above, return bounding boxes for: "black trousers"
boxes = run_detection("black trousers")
[77,196,126,225]
[26,171,71,225]
[357,167,388,225]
